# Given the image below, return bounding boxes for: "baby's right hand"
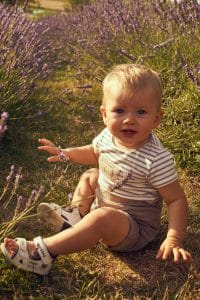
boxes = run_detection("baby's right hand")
[38,138,60,162]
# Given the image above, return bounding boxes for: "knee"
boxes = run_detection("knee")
[92,207,118,225]
[80,168,99,185]
[89,207,130,243]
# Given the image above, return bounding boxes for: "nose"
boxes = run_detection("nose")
[123,113,135,124]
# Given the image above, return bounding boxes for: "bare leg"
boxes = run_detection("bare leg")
[71,168,99,216]
[4,207,130,257]
[37,168,99,232]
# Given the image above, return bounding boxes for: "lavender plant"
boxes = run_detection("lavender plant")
[40,0,200,97]
[43,0,199,61]
[0,3,58,114]
[0,165,44,241]
[0,163,73,241]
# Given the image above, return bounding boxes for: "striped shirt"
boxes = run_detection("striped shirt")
[92,128,178,204]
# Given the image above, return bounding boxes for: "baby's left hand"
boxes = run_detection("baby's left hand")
[156,236,191,263]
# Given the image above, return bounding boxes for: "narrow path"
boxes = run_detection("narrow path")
[31,0,65,11]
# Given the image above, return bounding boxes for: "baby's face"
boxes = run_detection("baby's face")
[101,86,162,149]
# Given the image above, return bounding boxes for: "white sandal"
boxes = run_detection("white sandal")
[37,202,81,232]
[0,236,53,275]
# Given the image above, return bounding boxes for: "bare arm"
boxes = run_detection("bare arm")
[38,138,98,165]
[63,145,98,164]
[156,180,191,263]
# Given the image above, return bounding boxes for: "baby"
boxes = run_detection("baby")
[1,64,191,275]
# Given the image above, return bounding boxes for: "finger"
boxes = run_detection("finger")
[156,248,164,260]
[160,247,172,261]
[179,248,192,262]
[47,156,60,162]
[38,138,55,147]
[172,247,181,263]
[38,146,58,155]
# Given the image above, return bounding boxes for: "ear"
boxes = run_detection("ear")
[153,110,163,129]
[100,105,107,126]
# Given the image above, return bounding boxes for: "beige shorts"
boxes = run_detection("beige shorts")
[91,188,162,252]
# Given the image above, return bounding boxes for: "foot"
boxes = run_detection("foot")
[3,238,37,259]
[37,203,82,233]
[1,236,54,275]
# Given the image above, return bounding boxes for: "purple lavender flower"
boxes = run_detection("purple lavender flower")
[0,111,9,142]
[1,112,9,120]
[6,165,15,183]
[26,189,37,208]
[181,58,200,89]
[85,104,95,113]
[14,195,24,215]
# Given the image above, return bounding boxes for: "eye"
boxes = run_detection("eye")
[136,109,147,115]
[114,108,124,114]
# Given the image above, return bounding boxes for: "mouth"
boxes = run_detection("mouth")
[121,129,137,137]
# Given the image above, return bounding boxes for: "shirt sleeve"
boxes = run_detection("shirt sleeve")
[148,150,178,188]
[92,128,105,155]
[92,135,99,153]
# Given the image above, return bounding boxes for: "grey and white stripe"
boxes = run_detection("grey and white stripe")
[93,128,177,204]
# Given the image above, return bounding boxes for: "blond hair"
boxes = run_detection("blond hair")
[102,64,162,108]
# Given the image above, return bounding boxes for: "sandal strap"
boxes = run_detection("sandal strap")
[15,238,29,262]
[33,236,53,265]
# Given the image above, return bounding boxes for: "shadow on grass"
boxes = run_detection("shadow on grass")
[108,229,200,299]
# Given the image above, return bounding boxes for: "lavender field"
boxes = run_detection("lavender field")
[0,0,199,299]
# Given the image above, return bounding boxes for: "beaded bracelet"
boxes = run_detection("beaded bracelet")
[58,146,70,162]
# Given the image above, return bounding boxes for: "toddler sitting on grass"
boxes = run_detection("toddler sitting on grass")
[1,64,191,275]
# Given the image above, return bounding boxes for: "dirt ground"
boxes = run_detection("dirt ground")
[32,0,65,11]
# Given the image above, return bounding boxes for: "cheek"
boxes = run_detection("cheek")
[109,116,120,124]
[138,119,154,130]
[107,117,120,130]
